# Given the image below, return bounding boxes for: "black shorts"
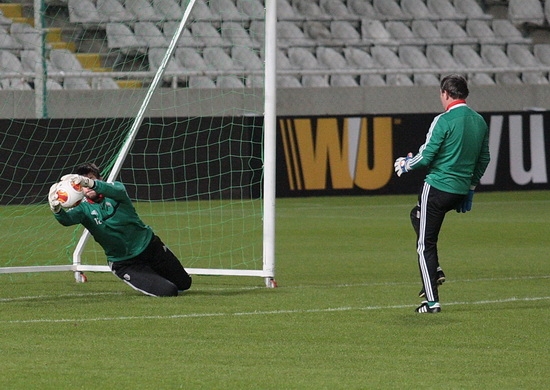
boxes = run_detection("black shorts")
[109,235,192,297]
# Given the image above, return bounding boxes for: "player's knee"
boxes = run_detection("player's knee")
[178,275,192,292]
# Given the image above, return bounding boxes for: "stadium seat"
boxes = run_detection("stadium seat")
[469,73,495,85]
[330,75,358,87]
[175,47,209,71]
[94,77,120,89]
[491,19,532,44]
[452,0,491,20]
[189,0,220,21]
[216,75,245,88]
[437,20,477,45]
[67,0,102,25]
[276,49,297,70]
[411,20,447,45]
[301,74,330,87]
[373,0,407,20]
[236,0,265,19]
[188,76,216,88]
[347,0,378,19]
[125,0,163,22]
[386,74,414,86]
[316,46,347,69]
[245,75,264,88]
[386,21,424,46]
[163,23,203,48]
[277,75,302,88]
[507,44,548,85]
[480,45,523,85]
[221,22,257,48]
[427,0,467,21]
[343,47,379,69]
[359,74,386,86]
[0,50,31,90]
[303,21,332,44]
[153,0,184,21]
[426,45,461,69]
[320,0,359,20]
[399,46,440,86]
[134,22,168,47]
[508,0,545,26]
[96,0,135,23]
[330,21,361,45]
[453,45,487,68]
[277,0,303,21]
[0,9,12,27]
[371,46,412,86]
[465,20,502,45]
[288,47,325,69]
[293,0,331,20]
[277,21,315,48]
[106,23,143,52]
[209,0,244,21]
[10,23,47,51]
[401,0,438,20]
[452,45,494,85]
[361,20,397,46]
[20,50,56,74]
[191,22,226,47]
[231,46,264,70]
[148,48,185,81]
[0,26,22,50]
[249,21,265,46]
[203,47,243,71]
[534,44,550,65]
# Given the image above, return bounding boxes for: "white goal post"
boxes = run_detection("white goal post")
[0,0,277,288]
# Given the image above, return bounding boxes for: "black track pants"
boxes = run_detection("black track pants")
[410,183,464,302]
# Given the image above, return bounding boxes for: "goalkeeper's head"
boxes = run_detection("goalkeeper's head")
[76,163,102,202]
[76,162,101,180]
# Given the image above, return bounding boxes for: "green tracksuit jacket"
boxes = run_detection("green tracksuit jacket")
[409,103,491,195]
[54,180,153,262]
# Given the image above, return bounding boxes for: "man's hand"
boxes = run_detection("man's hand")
[456,190,474,213]
[48,183,61,213]
[61,174,95,189]
[394,153,413,177]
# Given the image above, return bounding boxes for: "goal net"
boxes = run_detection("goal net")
[0,0,276,287]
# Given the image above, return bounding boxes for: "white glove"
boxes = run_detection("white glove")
[394,153,413,177]
[48,183,61,213]
[61,174,95,189]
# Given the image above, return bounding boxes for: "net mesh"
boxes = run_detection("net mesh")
[0,0,266,274]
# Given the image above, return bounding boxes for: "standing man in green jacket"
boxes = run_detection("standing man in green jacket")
[394,74,490,313]
[48,162,192,297]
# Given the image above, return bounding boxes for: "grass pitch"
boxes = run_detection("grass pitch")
[1,191,549,389]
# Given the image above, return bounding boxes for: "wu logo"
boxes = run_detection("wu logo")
[280,117,394,191]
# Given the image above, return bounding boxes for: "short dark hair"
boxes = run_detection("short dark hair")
[76,162,101,179]
[440,74,469,100]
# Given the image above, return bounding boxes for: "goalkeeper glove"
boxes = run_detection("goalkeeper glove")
[394,153,413,177]
[48,183,61,214]
[61,174,95,189]
[456,189,474,213]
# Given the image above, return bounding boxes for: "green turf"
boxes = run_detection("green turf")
[1,191,549,389]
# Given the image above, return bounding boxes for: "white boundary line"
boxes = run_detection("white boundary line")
[3,296,550,325]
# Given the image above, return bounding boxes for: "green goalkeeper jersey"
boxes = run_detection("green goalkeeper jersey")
[408,103,490,195]
[54,180,153,262]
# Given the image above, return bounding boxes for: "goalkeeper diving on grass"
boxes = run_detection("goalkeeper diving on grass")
[394,74,490,313]
[48,162,192,297]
